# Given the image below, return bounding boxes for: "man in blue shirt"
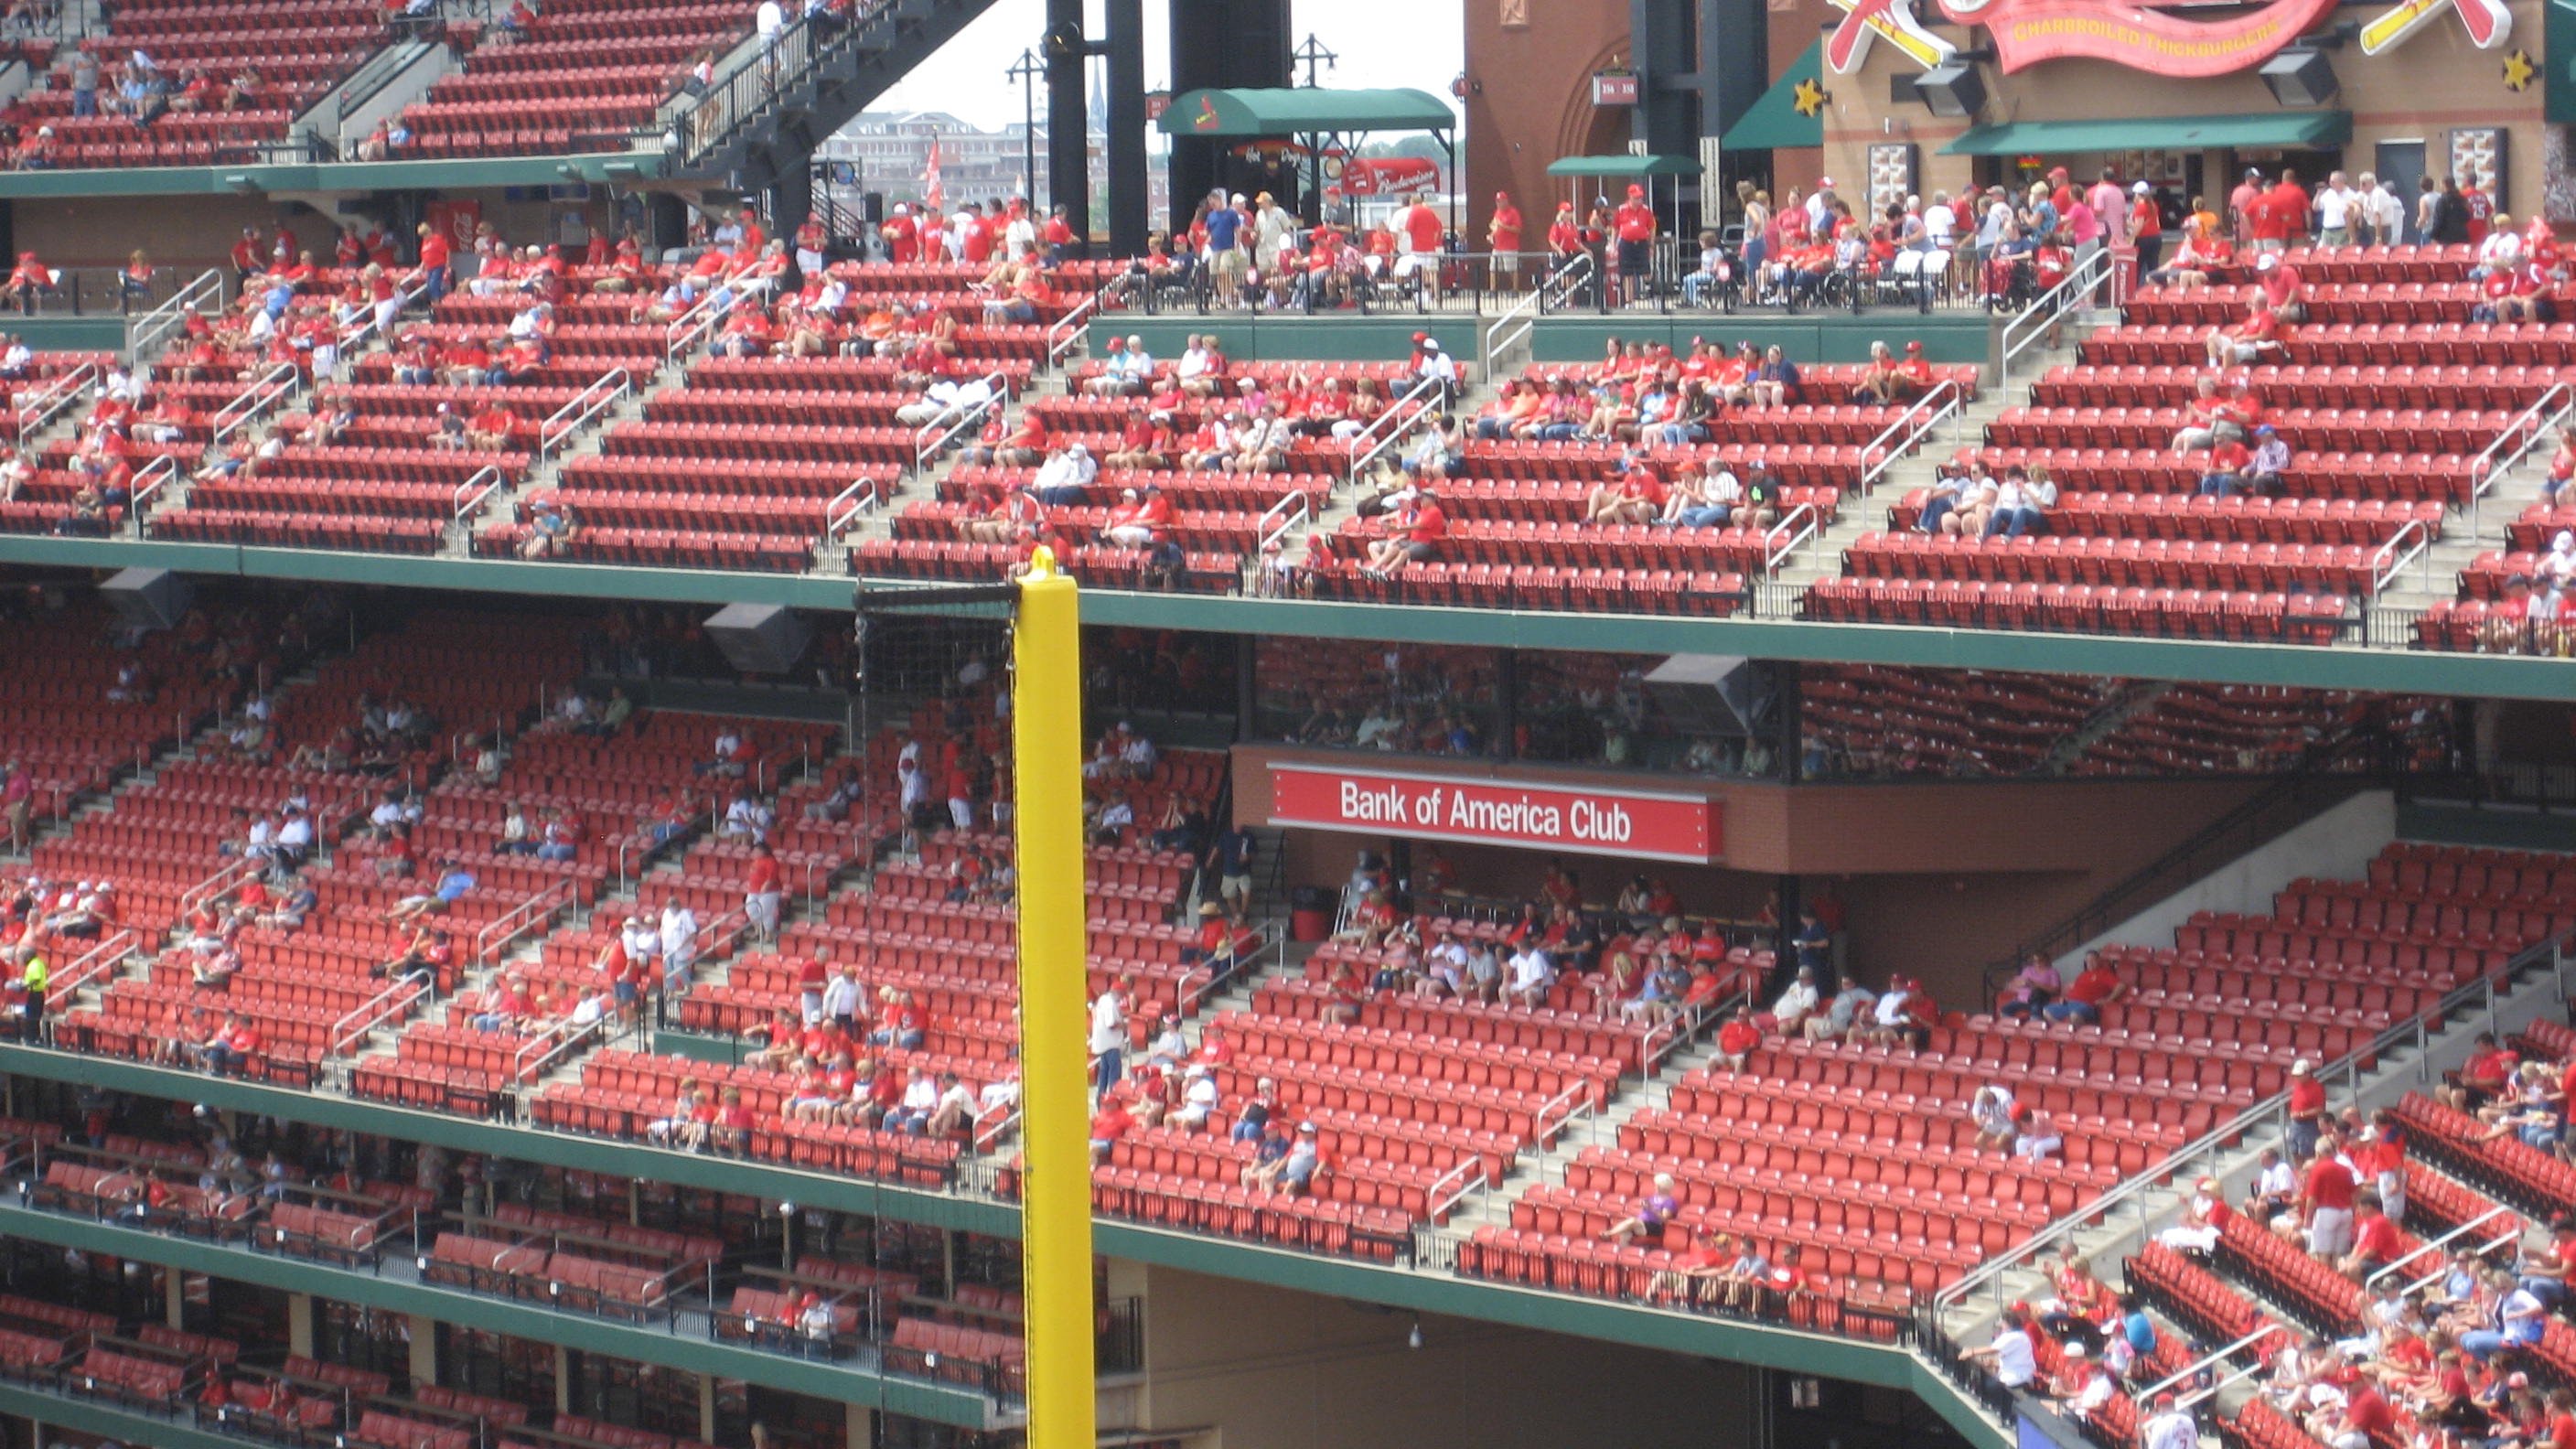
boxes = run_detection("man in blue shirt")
[386,862,476,925]
[1213,823,1258,916]
[1205,194,1246,306]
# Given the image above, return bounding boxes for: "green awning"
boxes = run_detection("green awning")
[1158,87,1455,137]
[1719,38,1823,152]
[1542,154,1701,178]
[1941,111,2351,156]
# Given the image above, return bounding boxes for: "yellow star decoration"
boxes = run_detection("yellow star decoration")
[2504,48,2535,91]
[1792,77,1830,117]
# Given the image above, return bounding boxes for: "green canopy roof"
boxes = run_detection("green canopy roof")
[1542,154,1701,178]
[1941,110,2350,156]
[1719,38,1822,153]
[1158,87,1455,137]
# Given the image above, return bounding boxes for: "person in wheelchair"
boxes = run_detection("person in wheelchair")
[1980,220,2039,309]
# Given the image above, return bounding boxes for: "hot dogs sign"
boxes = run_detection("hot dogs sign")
[1823,0,2508,79]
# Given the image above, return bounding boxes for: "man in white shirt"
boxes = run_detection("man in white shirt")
[1505,944,1553,1007]
[1771,965,1821,1033]
[2314,171,2356,248]
[821,964,862,1031]
[1003,204,1037,262]
[1170,1064,1221,1127]
[2367,178,2407,248]
[1965,1312,2039,1392]
[620,912,660,971]
[893,372,995,427]
[658,901,698,995]
[2474,222,2523,278]
[272,808,314,868]
[569,987,609,1028]
[1027,444,1095,505]
[1089,986,1127,1092]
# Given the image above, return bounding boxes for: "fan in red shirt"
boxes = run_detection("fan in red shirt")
[1714,1006,1761,1070]
[1611,184,1657,303]
[1487,191,1524,288]
[2339,1194,2401,1281]
[2299,1134,2357,1258]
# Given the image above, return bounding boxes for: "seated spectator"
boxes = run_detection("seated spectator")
[1769,964,1821,1034]
[519,496,577,559]
[2168,375,2246,454]
[2146,217,2227,289]
[1359,489,1447,580]
[1997,952,2062,1020]
[2204,299,2288,369]
[2012,1106,2063,1162]
[2156,1175,2232,1254]
[1746,346,1799,408]
[1970,1083,2018,1151]
[1603,1172,1680,1244]
[1713,1005,1761,1069]
[2245,424,2292,495]
[2042,953,2126,1024]
[2196,435,2253,498]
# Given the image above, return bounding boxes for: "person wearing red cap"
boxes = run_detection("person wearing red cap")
[1487,190,1524,290]
[1613,183,1657,306]
[1546,200,1582,271]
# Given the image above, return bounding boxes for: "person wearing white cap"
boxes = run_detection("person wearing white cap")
[2128,181,2165,275]
[1605,1171,1681,1243]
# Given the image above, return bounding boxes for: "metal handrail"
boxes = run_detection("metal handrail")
[2364,1205,2517,1288]
[1532,1076,1594,1147]
[129,268,223,359]
[911,370,1009,475]
[663,287,732,360]
[510,1013,603,1085]
[15,362,94,449]
[1483,252,1593,381]
[1636,993,1732,1079]
[2467,382,2573,533]
[2138,1323,2287,1402]
[1999,249,2109,391]
[541,367,631,458]
[1936,926,2576,1328]
[2369,516,2433,594]
[823,475,880,538]
[1856,379,1963,496]
[177,856,262,924]
[1255,492,1309,557]
[44,929,137,1011]
[126,455,178,538]
[327,977,424,1057]
[2392,1229,2523,1302]
[212,364,301,448]
[334,281,424,363]
[971,1102,1021,1154]
[1045,291,1100,369]
[1424,1154,1487,1222]
[451,465,505,522]
[1761,503,1819,574]
[2179,1355,2276,1412]
[474,875,574,965]
[1344,372,1445,488]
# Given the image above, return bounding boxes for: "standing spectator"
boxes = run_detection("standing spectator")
[1487,191,1523,291]
[743,843,782,942]
[1611,184,1656,305]
[2301,1130,2358,1258]
[2287,1056,2327,1161]
[1088,982,1127,1092]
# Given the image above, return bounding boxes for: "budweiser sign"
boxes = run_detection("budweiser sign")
[1267,765,1717,864]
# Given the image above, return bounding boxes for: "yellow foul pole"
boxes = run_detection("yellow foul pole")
[1012,553,1096,1449]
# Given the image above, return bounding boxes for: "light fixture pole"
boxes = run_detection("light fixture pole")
[1008,48,1046,204]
